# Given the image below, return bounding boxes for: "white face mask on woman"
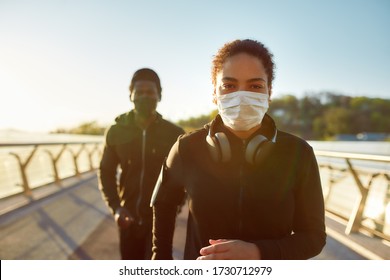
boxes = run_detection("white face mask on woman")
[216,91,269,131]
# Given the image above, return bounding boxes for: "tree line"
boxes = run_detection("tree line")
[177,92,390,140]
[53,92,390,140]
[268,92,390,140]
[51,121,106,135]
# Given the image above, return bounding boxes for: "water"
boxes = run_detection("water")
[0,129,103,144]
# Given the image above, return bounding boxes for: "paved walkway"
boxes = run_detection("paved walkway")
[69,201,390,260]
[1,173,389,260]
[0,173,110,259]
[68,203,188,260]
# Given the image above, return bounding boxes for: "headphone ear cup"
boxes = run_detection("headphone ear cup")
[253,141,274,165]
[206,134,221,162]
[214,132,231,162]
[245,135,268,165]
[206,132,231,162]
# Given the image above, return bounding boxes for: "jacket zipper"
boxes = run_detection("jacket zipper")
[238,140,246,235]
[136,129,146,225]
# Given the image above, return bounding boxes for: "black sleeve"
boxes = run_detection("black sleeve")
[98,132,121,215]
[254,146,326,259]
[151,139,186,260]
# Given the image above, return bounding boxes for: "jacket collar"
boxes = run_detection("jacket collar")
[116,110,163,128]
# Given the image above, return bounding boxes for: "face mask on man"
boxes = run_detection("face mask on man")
[133,96,158,118]
[216,91,269,131]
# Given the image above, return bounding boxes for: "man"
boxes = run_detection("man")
[99,68,184,260]
[151,40,326,260]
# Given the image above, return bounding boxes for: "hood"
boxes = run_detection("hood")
[114,111,135,127]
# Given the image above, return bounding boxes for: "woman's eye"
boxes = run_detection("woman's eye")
[251,84,264,89]
[223,84,234,89]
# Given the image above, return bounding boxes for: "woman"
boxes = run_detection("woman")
[151,39,326,260]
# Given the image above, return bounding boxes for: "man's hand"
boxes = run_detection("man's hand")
[114,207,134,229]
[197,239,261,260]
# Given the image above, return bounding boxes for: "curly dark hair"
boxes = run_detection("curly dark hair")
[211,39,275,92]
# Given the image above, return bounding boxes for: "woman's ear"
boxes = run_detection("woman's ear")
[158,87,162,101]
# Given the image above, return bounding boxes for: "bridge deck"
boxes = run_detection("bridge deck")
[0,173,389,260]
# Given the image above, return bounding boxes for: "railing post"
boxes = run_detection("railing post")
[70,144,85,177]
[9,145,39,197]
[87,144,99,171]
[376,174,390,233]
[345,158,375,234]
[325,165,334,203]
[321,164,347,204]
[45,144,67,185]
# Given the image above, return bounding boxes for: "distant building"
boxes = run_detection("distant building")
[334,134,358,141]
[335,133,389,141]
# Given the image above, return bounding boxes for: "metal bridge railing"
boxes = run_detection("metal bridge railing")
[1,143,389,242]
[315,150,390,241]
[0,142,103,199]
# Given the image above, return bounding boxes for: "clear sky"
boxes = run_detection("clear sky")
[0,0,389,132]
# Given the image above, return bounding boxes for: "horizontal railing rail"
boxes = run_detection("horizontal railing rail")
[315,150,390,241]
[0,141,103,199]
[315,150,390,163]
[0,142,102,147]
